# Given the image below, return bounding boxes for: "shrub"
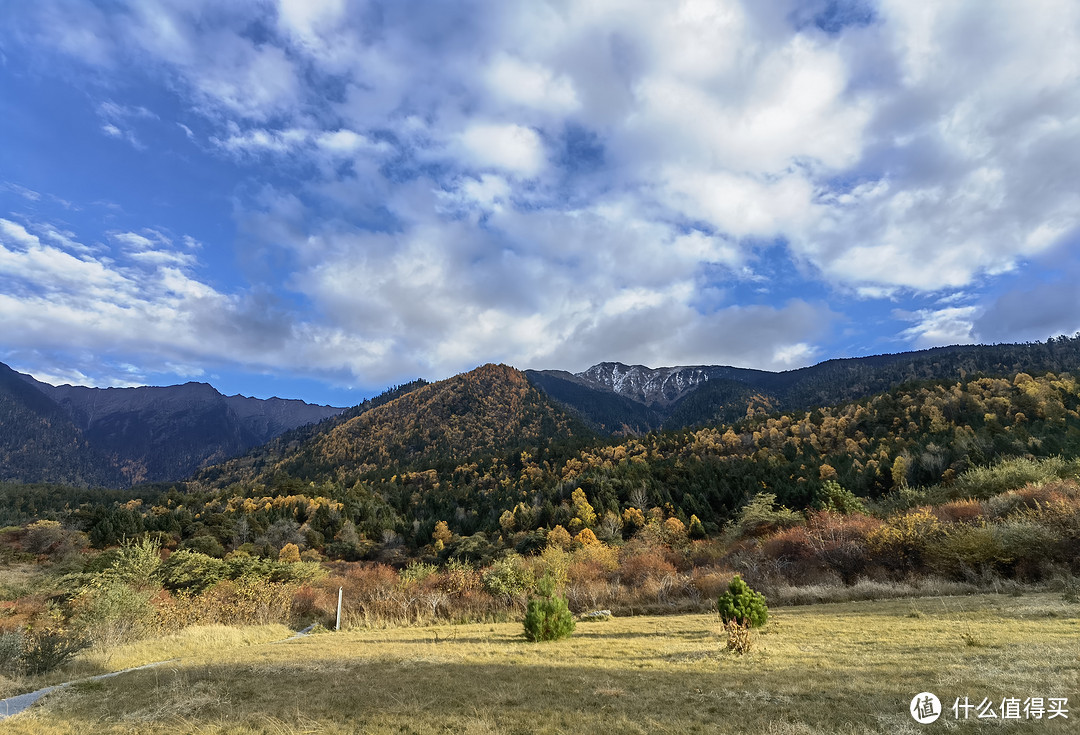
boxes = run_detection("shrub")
[482,554,534,601]
[278,543,302,563]
[819,481,868,515]
[103,536,162,589]
[574,528,600,547]
[618,550,677,587]
[926,524,1004,578]
[934,499,985,524]
[547,525,573,550]
[866,508,945,573]
[717,575,768,628]
[24,520,87,557]
[71,579,156,647]
[691,567,734,600]
[0,630,23,671]
[734,493,803,538]
[439,559,481,595]
[19,626,88,675]
[178,535,226,558]
[530,546,572,589]
[946,457,1078,500]
[159,549,227,593]
[994,519,1059,576]
[523,575,575,642]
[400,560,438,585]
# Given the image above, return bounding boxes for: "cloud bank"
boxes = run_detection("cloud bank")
[2,0,1078,394]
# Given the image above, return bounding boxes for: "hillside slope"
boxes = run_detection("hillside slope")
[198,364,590,489]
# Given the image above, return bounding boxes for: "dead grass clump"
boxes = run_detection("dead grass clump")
[618,552,677,588]
[722,619,753,655]
[691,566,734,600]
[933,498,985,524]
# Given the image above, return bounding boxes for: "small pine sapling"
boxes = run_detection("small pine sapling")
[523,574,575,642]
[717,575,768,628]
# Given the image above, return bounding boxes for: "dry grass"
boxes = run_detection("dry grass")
[0,625,290,700]
[5,593,1078,734]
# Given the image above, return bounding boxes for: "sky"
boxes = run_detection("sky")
[1,0,1079,408]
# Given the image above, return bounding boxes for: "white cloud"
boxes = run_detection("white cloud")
[458,123,546,177]
[485,54,580,115]
[897,306,978,348]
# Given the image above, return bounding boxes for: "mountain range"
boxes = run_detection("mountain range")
[3,335,1080,489]
[0,362,343,486]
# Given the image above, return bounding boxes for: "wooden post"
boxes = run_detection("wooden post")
[336,586,343,631]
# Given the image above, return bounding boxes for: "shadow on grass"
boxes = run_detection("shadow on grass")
[6,655,911,735]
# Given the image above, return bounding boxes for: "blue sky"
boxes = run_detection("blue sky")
[1,0,1078,408]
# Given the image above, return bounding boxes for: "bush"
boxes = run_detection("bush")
[103,536,162,589]
[717,575,768,628]
[278,543,302,563]
[819,481,868,516]
[945,457,1079,501]
[71,579,156,647]
[178,534,226,558]
[159,549,227,593]
[482,554,534,601]
[20,627,88,675]
[0,630,23,671]
[523,575,575,642]
[866,508,945,573]
[734,493,803,538]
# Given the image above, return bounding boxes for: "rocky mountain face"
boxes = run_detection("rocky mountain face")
[574,362,773,406]
[2,363,344,486]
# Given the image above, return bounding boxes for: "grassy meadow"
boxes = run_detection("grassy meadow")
[6,592,1078,734]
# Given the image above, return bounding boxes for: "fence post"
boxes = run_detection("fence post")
[336,586,343,631]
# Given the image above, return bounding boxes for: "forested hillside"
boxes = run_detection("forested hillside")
[4,340,1080,559]
[197,365,589,490]
[105,366,1078,557]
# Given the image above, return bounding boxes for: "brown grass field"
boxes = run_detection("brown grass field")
[5,592,1078,734]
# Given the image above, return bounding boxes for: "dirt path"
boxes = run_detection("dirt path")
[0,624,318,720]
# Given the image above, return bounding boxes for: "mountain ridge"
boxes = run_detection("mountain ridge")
[528,336,1080,432]
[1,363,345,486]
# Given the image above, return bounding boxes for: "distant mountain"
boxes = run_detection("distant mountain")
[529,336,1080,432]
[0,362,126,487]
[197,364,589,490]
[0,363,345,486]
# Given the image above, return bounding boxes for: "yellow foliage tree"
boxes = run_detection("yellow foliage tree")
[574,528,600,546]
[571,488,597,527]
[664,517,687,541]
[278,543,301,563]
[547,525,573,550]
[622,507,646,531]
[433,520,453,546]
